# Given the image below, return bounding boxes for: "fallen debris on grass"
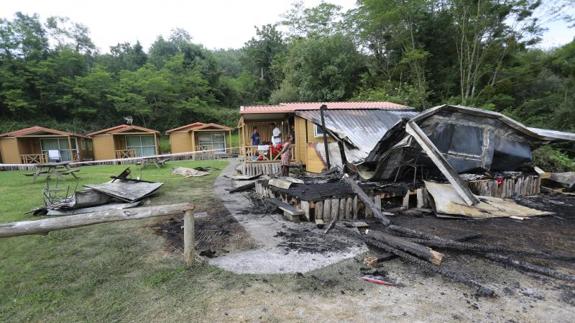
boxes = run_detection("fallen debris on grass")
[172,167,209,177]
[34,168,163,216]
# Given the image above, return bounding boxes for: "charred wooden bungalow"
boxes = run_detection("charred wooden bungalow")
[238,101,414,175]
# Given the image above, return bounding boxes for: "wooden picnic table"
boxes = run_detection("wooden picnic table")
[24,162,80,183]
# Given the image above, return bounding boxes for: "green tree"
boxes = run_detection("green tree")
[241,24,287,101]
[278,34,366,101]
[281,1,346,38]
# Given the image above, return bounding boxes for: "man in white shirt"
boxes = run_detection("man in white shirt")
[271,123,282,145]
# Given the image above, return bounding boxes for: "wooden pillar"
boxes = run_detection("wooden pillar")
[184,210,195,266]
[154,134,159,155]
[190,131,196,160]
[228,130,232,154]
[66,135,73,161]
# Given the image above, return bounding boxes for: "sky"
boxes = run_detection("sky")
[0,0,573,53]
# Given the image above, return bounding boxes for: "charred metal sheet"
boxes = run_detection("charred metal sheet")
[296,109,417,163]
[46,202,141,216]
[424,181,551,218]
[528,127,575,142]
[84,181,163,202]
[547,172,575,191]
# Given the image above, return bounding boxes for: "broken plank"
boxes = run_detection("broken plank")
[483,253,575,282]
[339,199,346,220]
[225,174,263,181]
[331,199,339,220]
[300,200,311,221]
[267,198,304,216]
[416,189,425,208]
[341,227,494,296]
[268,178,294,189]
[367,230,444,266]
[323,198,332,222]
[343,175,392,226]
[405,121,479,206]
[228,182,255,193]
[345,197,353,220]
[315,201,324,220]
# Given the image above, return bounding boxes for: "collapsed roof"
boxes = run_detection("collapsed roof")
[296,109,417,164]
[358,104,575,182]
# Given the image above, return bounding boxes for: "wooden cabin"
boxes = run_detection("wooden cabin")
[166,122,233,154]
[88,125,160,160]
[0,126,92,164]
[238,102,411,175]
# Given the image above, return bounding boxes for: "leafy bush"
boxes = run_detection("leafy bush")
[532,145,575,172]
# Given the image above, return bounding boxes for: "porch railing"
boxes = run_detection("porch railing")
[20,154,47,164]
[115,149,136,159]
[242,145,295,162]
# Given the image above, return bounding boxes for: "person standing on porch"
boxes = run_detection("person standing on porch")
[280,135,293,176]
[271,123,281,145]
[251,127,261,145]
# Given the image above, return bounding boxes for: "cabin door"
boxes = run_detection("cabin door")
[40,138,74,161]
[126,135,156,157]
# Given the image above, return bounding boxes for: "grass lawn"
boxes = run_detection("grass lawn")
[0,160,370,322]
[0,160,259,322]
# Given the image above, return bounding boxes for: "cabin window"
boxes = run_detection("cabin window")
[448,125,484,157]
[126,135,156,157]
[314,124,326,137]
[197,132,226,152]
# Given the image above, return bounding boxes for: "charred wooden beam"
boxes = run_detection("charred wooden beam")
[406,237,575,261]
[339,227,495,297]
[342,175,392,226]
[405,121,479,206]
[483,253,575,282]
[228,182,256,193]
[367,230,444,266]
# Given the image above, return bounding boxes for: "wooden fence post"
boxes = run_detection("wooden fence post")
[184,210,195,266]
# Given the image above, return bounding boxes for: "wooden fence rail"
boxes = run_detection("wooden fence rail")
[0,147,242,171]
[0,203,196,265]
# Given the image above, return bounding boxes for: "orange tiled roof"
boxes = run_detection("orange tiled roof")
[240,101,409,114]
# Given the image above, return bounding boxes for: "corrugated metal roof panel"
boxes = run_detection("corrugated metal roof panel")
[528,127,575,142]
[296,109,417,163]
[241,101,410,114]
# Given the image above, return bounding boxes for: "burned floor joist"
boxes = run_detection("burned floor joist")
[367,230,444,265]
[482,253,575,283]
[406,237,575,261]
[338,226,496,297]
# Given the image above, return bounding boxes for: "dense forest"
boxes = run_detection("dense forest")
[0,0,574,163]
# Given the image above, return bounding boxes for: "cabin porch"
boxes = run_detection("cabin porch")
[18,136,81,164]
